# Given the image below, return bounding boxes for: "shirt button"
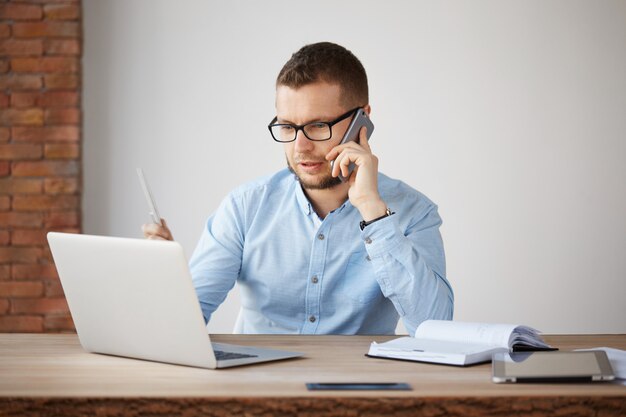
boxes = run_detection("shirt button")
[311,276,319,284]
[365,237,372,244]
[309,316,316,323]
[318,234,325,240]
[366,255,371,261]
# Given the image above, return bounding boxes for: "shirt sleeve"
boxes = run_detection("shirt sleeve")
[189,194,245,323]
[360,203,454,336]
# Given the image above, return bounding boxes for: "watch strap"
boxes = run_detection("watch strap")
[360,208,395,231]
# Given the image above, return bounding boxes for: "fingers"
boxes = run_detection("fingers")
[141,218,174,241]
[325,127,370,162]
[328,145,369,179]
[339,151,354,179]
[331,148,360,179]
[330,149,348,178]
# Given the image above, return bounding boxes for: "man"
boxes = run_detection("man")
[143,42,453,336]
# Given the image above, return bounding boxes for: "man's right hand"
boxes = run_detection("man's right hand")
[142,218,174,241]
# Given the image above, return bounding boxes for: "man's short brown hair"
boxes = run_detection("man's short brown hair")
[276,42,369,108]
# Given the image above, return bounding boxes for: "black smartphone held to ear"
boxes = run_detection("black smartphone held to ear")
[331,108,375,182]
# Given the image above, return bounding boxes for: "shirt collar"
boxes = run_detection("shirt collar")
[292,175,353,217]
[294,177,313,216]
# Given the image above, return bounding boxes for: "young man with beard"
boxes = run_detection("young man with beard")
[142,42,453,336]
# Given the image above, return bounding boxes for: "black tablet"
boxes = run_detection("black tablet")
[492,350,615,383]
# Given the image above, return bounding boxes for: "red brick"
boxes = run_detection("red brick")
[12,22,79,38]
[43,278,64,297]
[0,195,9,210]
[0,162,9,177]
[0,299,8,313]
[40,244,53,262]
[0,3,43,20]
[40,91,79,107]
[0,144,43,160]
[0,281,44,297]
[0,39,43,56]
[0,315,44,332]
[44,108,79,125]
[0,109,44,126]
[8,154,71,172]
[0,231,9,246]
[51,227,78,234]
[44,177,78,194]
[44,73,79,90]
[0,265,10,280]
[0,212,43,228]
[44,143,79,159]
[0,246,42,264]
[44,38,80,55]
[12,126,79,142]
[0,178,43,194]
[12,263,58,281]
[44,313,74,332]
[43,4,80,20]
[11,297,69,314]
[0,59,9,73]
[11,0,79,3]
[11,229,47,246]
[10,92,79,107]
[11,57,79,73]
[0,128,9,143]
[0,74,42,90]
[12,195,79,211]
[0,24,11,38]
[10,92,38,108]
[44,211,78,228]
[0,93,8,108]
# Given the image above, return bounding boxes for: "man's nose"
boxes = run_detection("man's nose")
[293,129,314,152]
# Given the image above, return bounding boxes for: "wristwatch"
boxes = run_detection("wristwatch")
[359,208,395,231]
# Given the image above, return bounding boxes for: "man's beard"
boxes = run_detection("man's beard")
[286,157,342,190]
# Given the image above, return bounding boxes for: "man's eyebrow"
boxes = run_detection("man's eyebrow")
[276,116,333,124]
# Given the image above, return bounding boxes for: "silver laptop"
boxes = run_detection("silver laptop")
[47,232,303,369]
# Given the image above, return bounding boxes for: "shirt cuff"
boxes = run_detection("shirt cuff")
[359,213,403,258]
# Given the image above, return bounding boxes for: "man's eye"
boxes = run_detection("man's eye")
[309,123,327,129]
[280,125,295,131]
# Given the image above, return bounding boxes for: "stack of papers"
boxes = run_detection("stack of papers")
[577,347,626,383]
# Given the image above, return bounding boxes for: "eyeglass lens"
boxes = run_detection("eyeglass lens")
[271,123,331,142]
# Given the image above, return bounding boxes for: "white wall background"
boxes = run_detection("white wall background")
[83,0,626,334]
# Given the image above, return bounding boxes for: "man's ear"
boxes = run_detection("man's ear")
[363,104,371,116]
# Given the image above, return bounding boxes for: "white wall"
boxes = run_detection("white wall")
[83,0,626,334]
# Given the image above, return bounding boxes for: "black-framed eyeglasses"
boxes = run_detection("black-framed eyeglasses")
[268,107,359,143]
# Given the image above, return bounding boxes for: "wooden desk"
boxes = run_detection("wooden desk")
[0,334,624,416]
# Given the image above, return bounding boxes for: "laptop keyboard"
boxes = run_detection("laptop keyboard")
[214,350,259,361]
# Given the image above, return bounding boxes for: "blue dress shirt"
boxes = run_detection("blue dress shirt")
[189,168,453,336]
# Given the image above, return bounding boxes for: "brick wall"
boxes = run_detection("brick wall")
[0,0,81,332]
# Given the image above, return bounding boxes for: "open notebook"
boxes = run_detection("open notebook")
[368,320,554,366]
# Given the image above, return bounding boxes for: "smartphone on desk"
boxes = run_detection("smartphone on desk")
[331,108,375,182]
[136,168,162,226]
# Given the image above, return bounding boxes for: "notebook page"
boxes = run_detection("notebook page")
[414,320,518,348]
